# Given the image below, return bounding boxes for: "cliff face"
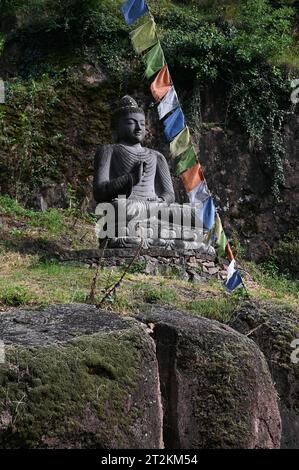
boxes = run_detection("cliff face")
[196,100,299,262]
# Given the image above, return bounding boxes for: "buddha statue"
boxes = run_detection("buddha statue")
[93,95,214,253]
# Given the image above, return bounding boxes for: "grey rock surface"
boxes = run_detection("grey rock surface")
[0,305,163,449]
[138,307,282,449]
[230,300,299,449]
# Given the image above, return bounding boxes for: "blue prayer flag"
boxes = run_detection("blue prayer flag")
[223,270,243,291]
[163,107,185,141]
[202,196,215,230]
[121,0,148,25]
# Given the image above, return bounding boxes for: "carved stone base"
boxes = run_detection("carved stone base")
[104,237,215,256]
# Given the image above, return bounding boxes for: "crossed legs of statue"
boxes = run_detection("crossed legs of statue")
[95,197,215,254]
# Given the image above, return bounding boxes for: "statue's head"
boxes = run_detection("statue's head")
[112,95,146,144]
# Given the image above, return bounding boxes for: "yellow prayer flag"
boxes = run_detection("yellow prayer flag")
[169,127,191,157]
[130,17,158,54]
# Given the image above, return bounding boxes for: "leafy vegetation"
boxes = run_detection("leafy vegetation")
[0,0,297,202]
[0,197,298,316]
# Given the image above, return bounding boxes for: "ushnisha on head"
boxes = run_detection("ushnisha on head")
[112,95,146,145]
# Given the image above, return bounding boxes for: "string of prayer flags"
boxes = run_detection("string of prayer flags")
[157,86,179,119]
[180,162,204,193]
[130,17,158,54]
[223,259,243,291]
[188,179,210,204]
[170,126,190,157]
[121,0,148,25]
[175,146,197,176]
[163,106,185,141]
[144,42,166,79]
[121,2,244,291]
[150,65,172,102]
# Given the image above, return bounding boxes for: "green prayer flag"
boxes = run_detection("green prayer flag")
[170,127,191,157]
[130,17,158,54]
[175,146,197,176]
[216,229,227,258]
[143,42,165,79]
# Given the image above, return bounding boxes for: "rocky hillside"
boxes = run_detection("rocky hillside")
[0,195,298,448]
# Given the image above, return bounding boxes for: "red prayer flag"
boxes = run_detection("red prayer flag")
[226,242,234,261]
[180,163,204,193]
[150,64,172,101]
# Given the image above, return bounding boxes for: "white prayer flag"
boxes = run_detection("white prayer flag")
[188,180,211,205]
[157,86,179,120]
[227,259,236,281]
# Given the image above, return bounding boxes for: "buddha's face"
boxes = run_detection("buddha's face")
[116,112,146,144]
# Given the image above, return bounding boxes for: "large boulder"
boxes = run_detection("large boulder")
[230,300,299,449]
[139,308,281,449]
[0,304,163,449]
[0,303,281,449]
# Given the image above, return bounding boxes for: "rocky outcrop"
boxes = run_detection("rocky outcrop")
[139,308,281,449]
[230,300,299,449]
[0,304,281,449]
[195,110,299,262]
[0,304,163,449]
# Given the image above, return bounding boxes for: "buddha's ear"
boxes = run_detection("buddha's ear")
[112,130,118,143]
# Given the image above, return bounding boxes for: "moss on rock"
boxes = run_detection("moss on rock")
[0,305,163,448]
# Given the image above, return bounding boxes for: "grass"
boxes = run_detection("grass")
[245,261,299,307]
[0,250,233,321]
[187,298,238,323]
[0,195,97,251]
[0,196,298,323]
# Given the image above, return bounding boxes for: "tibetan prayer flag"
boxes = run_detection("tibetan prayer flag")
[144,43,165,79]
[202,196,216,230]
[170,126,190,157]
[216,226,227,258]
[193,196,215,230]
[130,17,158,54]
[226,242,234,261]
[226,259,236,281]
[224,269,243,291]
[163,107,185,141]
[151,65,172,101]
[158,86,179,119]
[175,146,197,176]
[180,162,204,193]
[121,0,148,25]
[214,213,222,241]
[188,179,210,203]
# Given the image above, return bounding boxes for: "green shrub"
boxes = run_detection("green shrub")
[272,235,299,278]
[0,285,33,306]
[187,297,237,323]
[0,0,297,202]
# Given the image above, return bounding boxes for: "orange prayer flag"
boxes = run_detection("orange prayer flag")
[150,64,172,101]
[226,242,234,261]
[180,163,204,193]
